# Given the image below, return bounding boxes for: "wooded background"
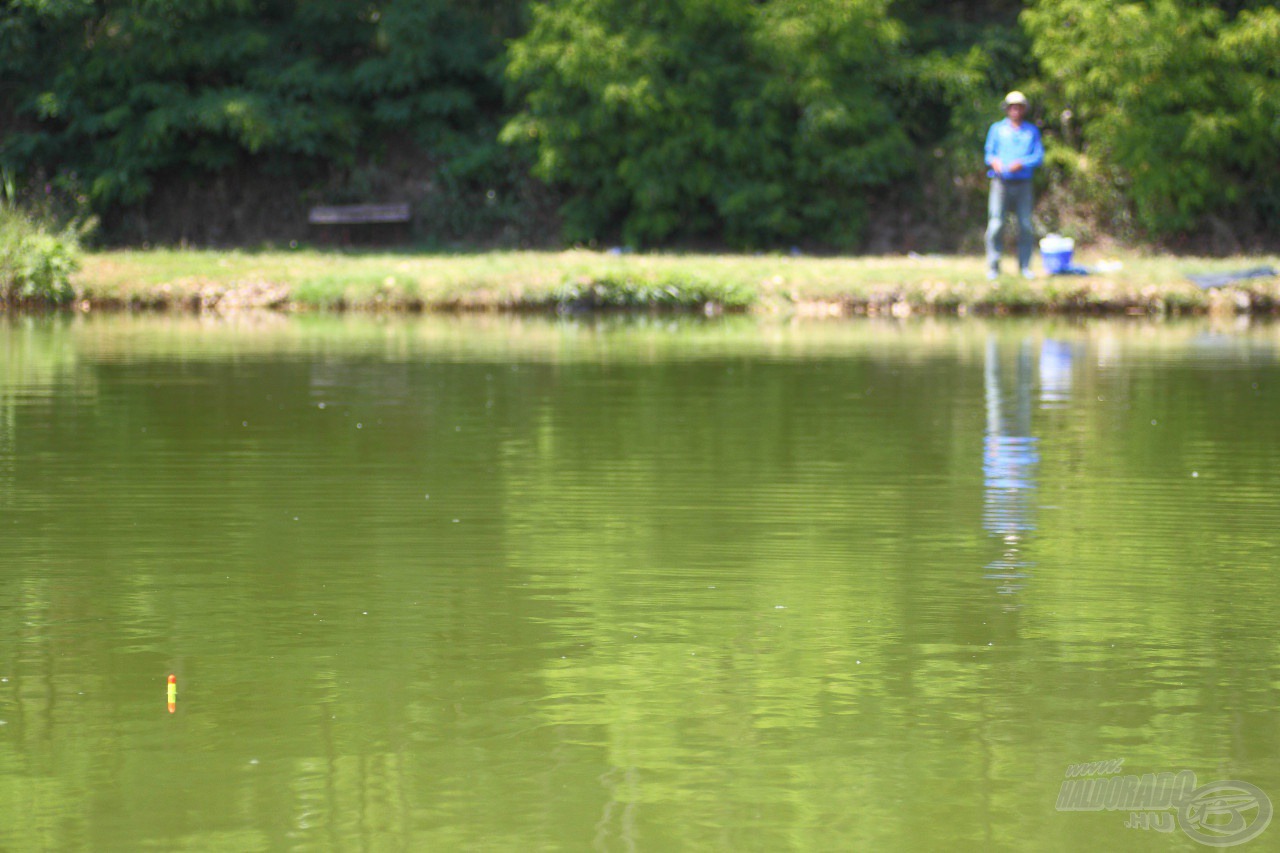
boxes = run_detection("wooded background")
[2,0,1276,251]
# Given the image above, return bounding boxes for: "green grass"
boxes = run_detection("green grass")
[70,246,1280,315]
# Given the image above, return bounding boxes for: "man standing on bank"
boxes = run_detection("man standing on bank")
[984,91,1044,280]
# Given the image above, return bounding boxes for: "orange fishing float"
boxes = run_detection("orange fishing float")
[167,674,177,713]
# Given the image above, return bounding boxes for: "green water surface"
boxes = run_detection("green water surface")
[1,314,1277,851]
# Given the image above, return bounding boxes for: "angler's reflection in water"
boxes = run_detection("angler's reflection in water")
[982,337,1072,601]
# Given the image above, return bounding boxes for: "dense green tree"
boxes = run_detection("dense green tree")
[503,0,914,248]
[888,0,1028,145]
[3,0,1278,248]
[0,1,517,212]
[1025,0,1280,236]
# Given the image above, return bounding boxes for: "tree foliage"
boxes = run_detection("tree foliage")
[1,0,1276,247]
[0,1,516,207]
[503,0,917,248]
[1025,0,1280,235]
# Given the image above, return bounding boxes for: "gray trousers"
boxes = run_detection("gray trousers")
[985,179,1035,272]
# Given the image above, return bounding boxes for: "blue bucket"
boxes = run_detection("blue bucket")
[1040,236,1075,275]
[1043,250,1074,274]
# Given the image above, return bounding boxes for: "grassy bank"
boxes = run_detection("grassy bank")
[67,247,1280,315]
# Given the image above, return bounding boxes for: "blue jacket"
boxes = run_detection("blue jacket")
[985,118,1043,181]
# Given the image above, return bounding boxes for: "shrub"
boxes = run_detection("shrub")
[0,207,79,305]
[545,273,752,311]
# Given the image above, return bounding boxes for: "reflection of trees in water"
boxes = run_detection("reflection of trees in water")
[0,391,11,491]
[983,337,1072,599]
[0,318,94,511]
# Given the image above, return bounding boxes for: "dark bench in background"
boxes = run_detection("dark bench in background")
[307,203,411,243]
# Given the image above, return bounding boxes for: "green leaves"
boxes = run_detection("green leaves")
[3,0,1275,247]
[0,207,79,304]
[1026,0,1280,236]
[504,0,910,248]
[0,1,508,212]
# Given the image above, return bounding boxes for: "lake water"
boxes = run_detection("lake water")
[1,313,1277,850]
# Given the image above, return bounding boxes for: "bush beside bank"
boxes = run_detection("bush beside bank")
[0,208,80,306]
[60,248,1280,316]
